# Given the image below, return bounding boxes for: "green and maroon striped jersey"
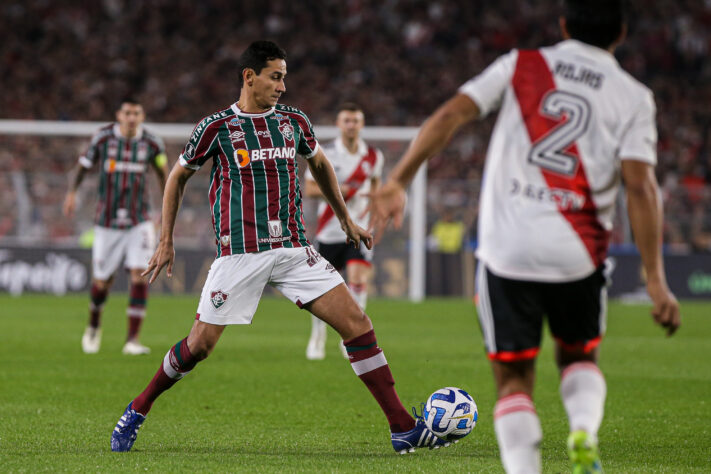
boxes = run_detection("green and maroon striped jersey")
[179,103,319,256]
[80,124,165,229]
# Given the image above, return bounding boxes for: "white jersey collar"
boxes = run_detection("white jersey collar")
[555,39,619,66]
[335,137,367,157]
[231,102,275,117]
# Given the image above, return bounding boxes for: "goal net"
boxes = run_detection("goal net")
[0,119,481,300]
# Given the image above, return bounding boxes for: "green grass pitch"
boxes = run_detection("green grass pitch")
[1,294,709,472]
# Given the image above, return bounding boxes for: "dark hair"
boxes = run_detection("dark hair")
[238,40,287,87]
[563,0,627,49]
[118,97,141,109]
[338,102,363,113]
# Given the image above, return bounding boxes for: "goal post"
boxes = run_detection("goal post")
[0,119,427,302]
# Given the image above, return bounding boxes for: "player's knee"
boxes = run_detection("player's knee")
[93,279,111,291]
[555,344,598,370]
[129,273,148,285]
[492,359,535,399]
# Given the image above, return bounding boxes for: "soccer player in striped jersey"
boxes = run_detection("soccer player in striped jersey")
[371,1,681,472]
[111,41,450,454]
[63,98,167,356]
[303,102,384,360]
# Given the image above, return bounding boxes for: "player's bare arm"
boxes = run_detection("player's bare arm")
[304,178,353,199]
[370,93,480,233]
[63,163,89,218]
[307,148,372,250]
[622,159,681,335]
[143,162,195,283]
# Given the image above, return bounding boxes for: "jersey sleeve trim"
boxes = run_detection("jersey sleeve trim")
[302,142,319,159]
[179,154,201,170]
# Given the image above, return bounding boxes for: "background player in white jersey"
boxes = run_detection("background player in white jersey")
[110,41,452,454]
[371,1,681,472]
[304,102,384,360]
[63,98,167,355]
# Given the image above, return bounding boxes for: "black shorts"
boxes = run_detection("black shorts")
[475,262,608,362]
[316,241,372,271]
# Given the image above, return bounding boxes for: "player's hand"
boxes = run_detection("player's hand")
[340,183,354,196]
[142,239,175,284]
[368,179,407,242]
[646,278,681,336]
[63,192,76,218]
[342,218,373,250]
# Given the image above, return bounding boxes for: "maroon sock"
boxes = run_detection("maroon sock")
[132,338,201,415]
[89,284,108,328]
[344,329,415,433]
[127,317,143,341]
[127,282,147,341]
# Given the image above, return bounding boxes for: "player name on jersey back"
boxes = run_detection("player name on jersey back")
[459,39,657,282]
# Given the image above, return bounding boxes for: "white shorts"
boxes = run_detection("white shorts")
[196,246,344,325]
[92,221,156,280]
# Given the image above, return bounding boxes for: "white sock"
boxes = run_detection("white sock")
[348,282,368,310]
[309,315,326,343]
[560,361,606,439]
[494,393,542,474]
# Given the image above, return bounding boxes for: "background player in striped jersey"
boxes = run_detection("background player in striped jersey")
[111,41,450,454]
[371,1,681,472]
[63,98,167,356]
[303,102,384,360]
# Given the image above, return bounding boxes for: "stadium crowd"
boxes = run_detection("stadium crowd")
[1,0,710,251]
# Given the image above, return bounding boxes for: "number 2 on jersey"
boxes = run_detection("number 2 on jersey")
[527,90,591,176]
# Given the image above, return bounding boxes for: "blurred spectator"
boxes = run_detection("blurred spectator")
[1,0,710,250]
[429,210,465,254]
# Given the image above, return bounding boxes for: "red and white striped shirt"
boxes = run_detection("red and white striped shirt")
[306,138,384,244]
[460,39,657,281]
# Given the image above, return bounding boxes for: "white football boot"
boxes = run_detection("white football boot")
[122,340,151,355]
[82,326,102,354]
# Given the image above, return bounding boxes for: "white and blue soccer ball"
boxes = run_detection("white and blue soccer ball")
[423,387,478,441]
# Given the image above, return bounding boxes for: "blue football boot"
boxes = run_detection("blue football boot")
[391,405,455,454]
[111,402,145,452]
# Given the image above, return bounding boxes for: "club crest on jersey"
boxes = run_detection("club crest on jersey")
[220,235,231,247]
[361,161,372,176]
[268,219,282,238]
[278,122,294,141]
[137,143,148,161]
[210,290,228,309]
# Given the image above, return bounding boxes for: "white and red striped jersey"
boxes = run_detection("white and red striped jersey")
[305,138,384,244]
[459,39,657,281]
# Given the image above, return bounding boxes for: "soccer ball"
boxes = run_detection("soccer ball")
[423,387,478,441]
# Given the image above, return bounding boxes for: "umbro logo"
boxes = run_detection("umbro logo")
[230,130,246,142]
